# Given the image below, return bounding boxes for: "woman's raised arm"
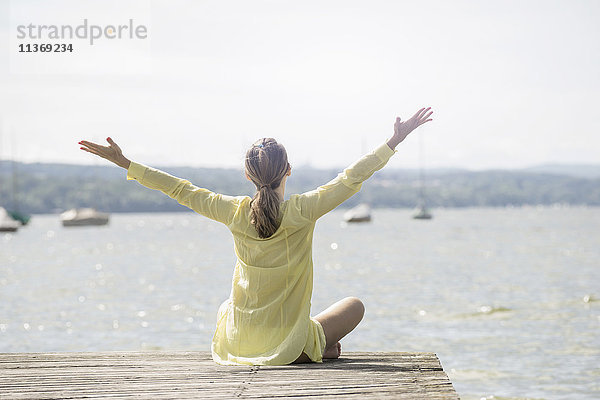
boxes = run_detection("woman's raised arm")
[79,137,131,169]
[297,107,434,220]
[79,137,241,225]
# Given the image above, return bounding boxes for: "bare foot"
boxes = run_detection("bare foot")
[323,342,341,359]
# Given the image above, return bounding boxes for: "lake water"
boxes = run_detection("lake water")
[1,207,599,399]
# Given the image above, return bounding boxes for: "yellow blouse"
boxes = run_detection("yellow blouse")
[126,142,396,365]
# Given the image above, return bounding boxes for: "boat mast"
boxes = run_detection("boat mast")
[418,127,426,208]
[11,131,18,213]
[0,120,3,199]
[412,126,433,219]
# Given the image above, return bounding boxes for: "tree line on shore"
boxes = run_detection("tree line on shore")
[1,161,599,214]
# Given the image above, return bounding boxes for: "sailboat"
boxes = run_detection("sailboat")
[344,203,372,223]
[60,137,110,227]
[0,207,19,232]
[8,153,31,225]
[413,201,432,220]
[413,128,433,220]
[1,125,31,227]
[61,207,110,227]
[344,139,373,223]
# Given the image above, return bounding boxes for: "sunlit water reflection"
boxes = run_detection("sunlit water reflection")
[1,207,599,399]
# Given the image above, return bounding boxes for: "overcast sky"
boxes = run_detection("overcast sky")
[0,0,598,170]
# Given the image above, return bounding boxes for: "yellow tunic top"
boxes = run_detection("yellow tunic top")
[126,142,396,365]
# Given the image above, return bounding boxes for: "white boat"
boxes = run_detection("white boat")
[344,203,371,223]
[60,208,109,227]
[413,203,432,220]
[0,207,20,232]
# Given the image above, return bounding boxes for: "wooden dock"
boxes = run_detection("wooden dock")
[0,352,458,399]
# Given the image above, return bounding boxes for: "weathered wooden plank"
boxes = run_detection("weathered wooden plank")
[0,352,458,399]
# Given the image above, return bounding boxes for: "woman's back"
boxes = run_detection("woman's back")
[123,142,398,365]
[213,143,398,364]
[230,196,314,269]
[212,195,318,364]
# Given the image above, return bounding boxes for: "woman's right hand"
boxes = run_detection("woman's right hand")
[79,137,131,169]
[387,107,434,150]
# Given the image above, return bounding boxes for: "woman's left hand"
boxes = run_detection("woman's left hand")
[387,107,434,150]
[79,137,131,169]
[394,107,433,142]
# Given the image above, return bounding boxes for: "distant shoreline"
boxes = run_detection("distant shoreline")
[1,161,599,214]
[3,159,600,179]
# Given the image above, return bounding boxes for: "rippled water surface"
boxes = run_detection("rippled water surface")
[1,207,599,399]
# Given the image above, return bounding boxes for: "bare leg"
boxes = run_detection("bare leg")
[293,297,365,363]
[315,297,365,350]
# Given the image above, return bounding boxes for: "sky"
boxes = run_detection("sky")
[0,0,598,170]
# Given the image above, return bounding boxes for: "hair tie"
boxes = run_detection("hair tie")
[260,184,269,189]
[257,143,264,148]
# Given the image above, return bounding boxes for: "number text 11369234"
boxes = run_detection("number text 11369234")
[18,43,74,52]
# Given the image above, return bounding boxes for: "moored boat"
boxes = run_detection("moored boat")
[7,210,30,225]
[413,127,433,220]
[0,207,20,232]
[344,203,372,223]
[60,208,110,227]
[413,203,432,220]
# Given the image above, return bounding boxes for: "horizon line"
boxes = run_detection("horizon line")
[1,158,600,173]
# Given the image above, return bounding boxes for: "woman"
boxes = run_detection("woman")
[79,107,433,365]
